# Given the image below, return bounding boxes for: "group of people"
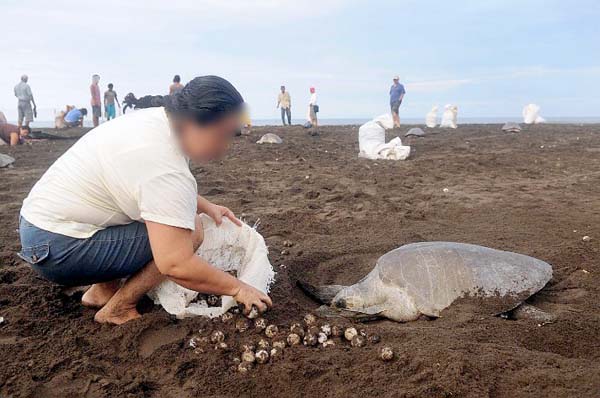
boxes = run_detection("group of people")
[275,85,319,127]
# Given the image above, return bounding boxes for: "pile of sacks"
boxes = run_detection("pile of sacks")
[148,214,275,319]
[522,104,545,124]
[358,114,411,160]
[425,105,458,129]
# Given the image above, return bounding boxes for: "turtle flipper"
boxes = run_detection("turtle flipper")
[315,305,384,322]
[297,280,345,305]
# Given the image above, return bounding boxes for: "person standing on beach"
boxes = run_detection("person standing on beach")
[14,75,37,128]
[308,87,318,128]
[276,85,292,126]
[169,75,184,95]
[104,83,121,121]
[90,74,102,127]
[389,76,405,128]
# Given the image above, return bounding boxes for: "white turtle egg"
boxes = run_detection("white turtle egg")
[241,350,256,363]
[317,332,328,344]
[379,346,394,361]
[304,313,317,326]
[254,318,267,330]
[320,324,332,336]
[344,327,358,341]
[287,333,301,346]
[255,349,269,364]
[265,324,279,338]
[210,331,225,344]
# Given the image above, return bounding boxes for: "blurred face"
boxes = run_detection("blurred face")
[174,113,242,162]
[19,127,29,137]
[280,86,285,93]
[393,78,399,84]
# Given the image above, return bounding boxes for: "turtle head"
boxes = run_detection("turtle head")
[332,287,366,311]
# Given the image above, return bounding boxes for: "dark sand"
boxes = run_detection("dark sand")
[1,124,600,397]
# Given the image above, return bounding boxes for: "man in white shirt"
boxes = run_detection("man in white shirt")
[308,87,318,127]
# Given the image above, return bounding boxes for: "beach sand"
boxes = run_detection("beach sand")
[1,123,599,397]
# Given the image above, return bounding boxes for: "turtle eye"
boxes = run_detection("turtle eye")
[334,298,347,308]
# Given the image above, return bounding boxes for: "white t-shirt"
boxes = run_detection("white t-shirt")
[309,93,318,105]
[21,107,198,239]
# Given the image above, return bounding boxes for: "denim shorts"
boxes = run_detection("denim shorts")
[18,217,153,286]
[391,100,402,113]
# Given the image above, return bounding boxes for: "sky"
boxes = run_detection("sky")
[1,0,599,122]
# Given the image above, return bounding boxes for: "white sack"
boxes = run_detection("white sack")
[440,104,458,129]
[358,114,410,161]
[522,104,545,124]
[425,106,438,128]
[148,214,275,319]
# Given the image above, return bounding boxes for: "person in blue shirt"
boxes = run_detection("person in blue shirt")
[389,76,406,128]
[64,107,88,128]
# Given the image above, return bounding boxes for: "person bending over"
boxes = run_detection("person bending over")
[18,75,271,325]
[63,107,88,127]
[0,123,29,146]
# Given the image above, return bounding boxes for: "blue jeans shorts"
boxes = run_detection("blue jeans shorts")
[18,217,153,286]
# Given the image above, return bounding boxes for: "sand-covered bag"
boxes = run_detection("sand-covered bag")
[148,214,275,318]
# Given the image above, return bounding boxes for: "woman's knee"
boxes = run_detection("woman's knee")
[192,215,204,250]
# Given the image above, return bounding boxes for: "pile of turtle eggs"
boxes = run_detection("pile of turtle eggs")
[188,312,395,373]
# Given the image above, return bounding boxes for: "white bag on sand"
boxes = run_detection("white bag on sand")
[358,114,410,161]
[522,104,545,124]
[148,214,275,319]
[440,104,458,129]
[425,106,438,128]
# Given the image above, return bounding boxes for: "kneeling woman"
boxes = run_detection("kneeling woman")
[18,76,271,325]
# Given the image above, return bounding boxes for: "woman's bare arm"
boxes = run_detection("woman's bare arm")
[145,220,271,313]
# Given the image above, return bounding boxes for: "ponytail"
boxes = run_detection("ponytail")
[122,76,244,124]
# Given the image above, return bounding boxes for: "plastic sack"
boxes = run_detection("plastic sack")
[148,214,275,319]
[440,104,458,129]
[358,114,410,160]
[522,104,545,124]
[425,106,438,128]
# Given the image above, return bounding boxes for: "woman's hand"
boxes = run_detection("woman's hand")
[205,203,242,226]
[233,282,273,315]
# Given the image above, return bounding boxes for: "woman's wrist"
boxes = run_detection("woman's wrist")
[229,280,242,298]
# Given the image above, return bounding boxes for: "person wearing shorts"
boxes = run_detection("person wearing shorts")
[389,76,406,128]
[104,83,121,120]
[18,76,271,325]
[90,74,102,127]
[14,75,37,127]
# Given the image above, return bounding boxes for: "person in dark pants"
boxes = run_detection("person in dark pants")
[276,85,292,126]
[389,76,406,128]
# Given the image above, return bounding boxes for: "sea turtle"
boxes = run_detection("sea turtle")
[257,133,283,144]
[299,242,553,322]
[405,127,426,137]
[502,122,522,133]
[0,154,15,168]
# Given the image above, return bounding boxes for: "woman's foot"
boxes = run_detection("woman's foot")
[82,281,120,308]
[94,302,141,325]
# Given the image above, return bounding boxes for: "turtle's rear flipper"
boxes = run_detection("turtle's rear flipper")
[509,304,556,324]
[297,280,345,305]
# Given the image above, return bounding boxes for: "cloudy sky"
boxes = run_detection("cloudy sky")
[1,0,599,122]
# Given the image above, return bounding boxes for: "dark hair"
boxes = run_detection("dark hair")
[163,75,244,124]
[20,125,31,134]
[173,75,181,83]
[80,108,88,116]
[108,83,114,89]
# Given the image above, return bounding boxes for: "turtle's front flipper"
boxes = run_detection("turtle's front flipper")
[316,305,383,322]
[509,304,556,324]
[297,280,346,305]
